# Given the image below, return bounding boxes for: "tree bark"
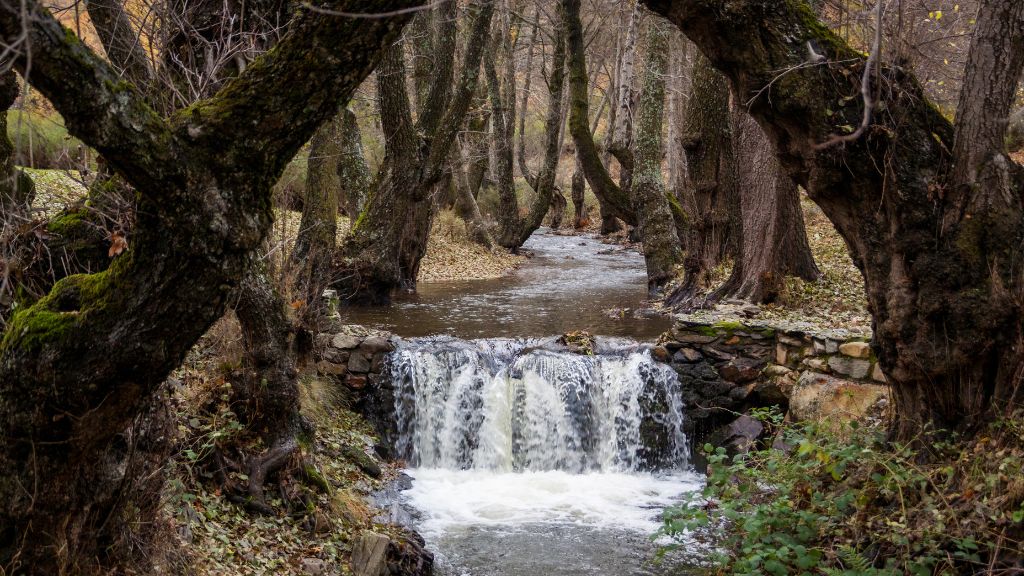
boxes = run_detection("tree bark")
[664,31,689,240]
[0,1,415,571]
[665,49,737,308]
[338,108,372,219]
[630,16,682,291]
[564,0,637,227]
[641,0,1024,440]
[607,2,640,178]
[490,1,568,250]
[571,159,588,228]
[334,0,494,303]
[712,108,819,304]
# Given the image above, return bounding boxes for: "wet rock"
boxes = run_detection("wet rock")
[708,415,764,456]
[371,353,386,373]
[674,347,703,363]
[348,352,371,373]
[719,358,763,384]
[704,346,735,362]
[332,333,362,350]
[347,374,368,390]
[361,336,393,354]
[650,346,671,362]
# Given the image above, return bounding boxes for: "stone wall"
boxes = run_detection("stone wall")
[655,312,888,459]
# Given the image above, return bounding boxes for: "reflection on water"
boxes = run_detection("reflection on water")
[341,229,671,339]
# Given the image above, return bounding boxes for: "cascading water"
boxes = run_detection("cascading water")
[380,336,703,576]
[388,337,689,473]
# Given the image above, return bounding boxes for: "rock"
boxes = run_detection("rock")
[801,357,829,372]
[317,361,347,376]
[347,374,368,389]
[825,339,839,354]
[762,364,791,377]
[674,347,703,363]
[729,384,754,401]
[348,351,371,373]
[704,346,735,362]
[360,336,393,354]
[707,415,764,456]
[812,338,826,354]
[650,346,671,362]
[838,341,871,358]
[675,332,719,344]
[789,371,888,425]
[301,557,327,576]
[753,378,789,405]
[343,446,382,478]
[371,353,386,373]
[871,362,886,382]
[315,332,333,349]
[827,356,871,379]
[321,347,349,364]
[351,531,390,576]
[775,343,788,365]
[720,359,761,383]
[777,334,804,346]
[332,333,362,350]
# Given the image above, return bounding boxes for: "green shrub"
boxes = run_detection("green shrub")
[661,409,1024,575]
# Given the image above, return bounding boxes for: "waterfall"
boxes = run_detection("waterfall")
[387,336,689,472]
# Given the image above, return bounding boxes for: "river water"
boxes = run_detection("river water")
[349,231,703,575]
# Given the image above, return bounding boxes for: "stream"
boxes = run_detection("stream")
[346,230,703,575]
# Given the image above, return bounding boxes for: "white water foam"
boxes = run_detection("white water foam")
[403,468,703,539]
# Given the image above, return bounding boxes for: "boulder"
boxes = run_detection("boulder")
[650,346,672,362]
[719,357,764,383]
[789,371,888,425]
[351,531,390,576]
[332,333,362,350]
[343,446,382,479]
[321,347,349,364]
[316,361,347,377]
[707,415,764,456]
[348,351,372,373]
[360,336,393,354]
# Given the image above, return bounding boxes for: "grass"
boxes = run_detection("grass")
[6,108,87,169]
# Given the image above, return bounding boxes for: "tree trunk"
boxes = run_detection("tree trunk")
[564,0,636,227]
[292,110,343,320]
[452,147,495,248]
[607,3,640,179]
[712,109,819,304]
[664,31,689,240]
[490,2,568,250]
[0,0,413,570]
[641,0,1024,440]
[338,108,372,219]
[630,17,682,292]
[571,159,588,228]
[334,1,494,303]
[665,49,737,308]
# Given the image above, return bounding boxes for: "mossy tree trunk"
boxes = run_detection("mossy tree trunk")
[338,107,372,219]
[642,0,1024,439]
[630,16,683,292]
[489,1,567,250]
[0,1,415,572]
[334,0,493,303]
[665,50,737,308]
[565,0,637,228]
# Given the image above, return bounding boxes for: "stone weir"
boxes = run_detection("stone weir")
[310,315,889,470]
[655,309,889,463]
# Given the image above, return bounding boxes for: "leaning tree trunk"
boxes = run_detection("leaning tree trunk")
[570,159,588,228]
[711,109,819,304]
[564,0,637,228]
[665,50,737,308]
[630,16,682,292]
[639,0,1024,441]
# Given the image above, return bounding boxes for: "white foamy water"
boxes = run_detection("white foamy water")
[404,468,703,538]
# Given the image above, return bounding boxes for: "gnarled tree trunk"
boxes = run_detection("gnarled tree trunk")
[641,0,1024,440]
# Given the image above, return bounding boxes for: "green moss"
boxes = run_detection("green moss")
[46,206,89,236]
[713,319,746,333]
[0,305,78,353]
